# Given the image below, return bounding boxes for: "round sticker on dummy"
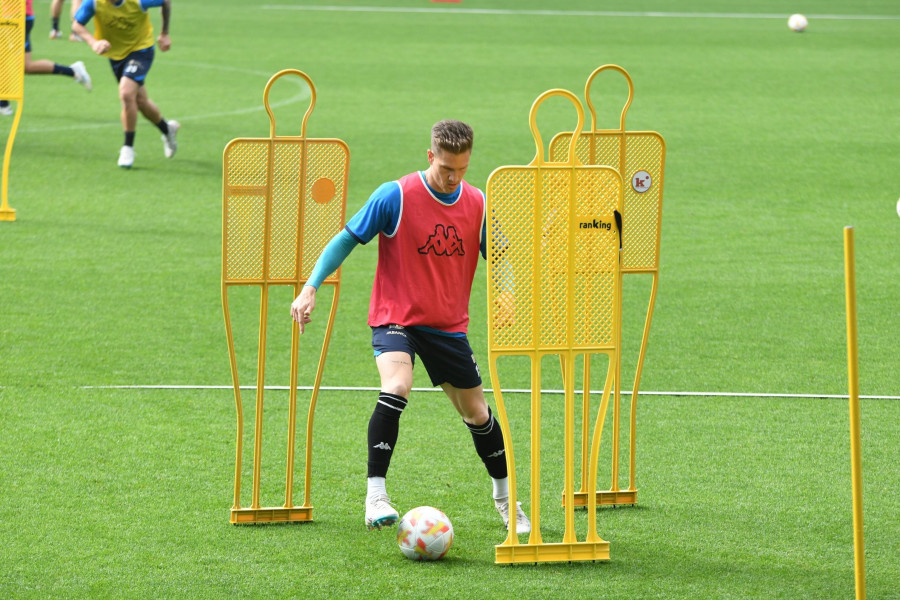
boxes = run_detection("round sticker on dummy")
[632,171,652,193]
[311,178,336,204]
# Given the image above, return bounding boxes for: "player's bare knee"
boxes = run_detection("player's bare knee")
[119,91,138,107]
[381,382,411,399]
[460,402,490,426]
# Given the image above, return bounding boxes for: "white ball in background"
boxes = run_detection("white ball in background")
[788,14,808,32]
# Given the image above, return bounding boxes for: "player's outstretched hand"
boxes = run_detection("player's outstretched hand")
[290,286,316,334]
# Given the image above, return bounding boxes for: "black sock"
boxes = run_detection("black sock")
[367,392,407,478]
[156,118,169,135]
[0,101,8,108]
[124,131,136,147]
[52,17,60,30]
[53,64,74,77]
[465,407,508,479]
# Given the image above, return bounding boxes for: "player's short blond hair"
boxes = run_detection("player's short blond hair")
[431,120,474,155]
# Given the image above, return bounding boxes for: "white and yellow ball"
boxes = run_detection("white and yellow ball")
[788,14,808,32]
[397,506,454,561]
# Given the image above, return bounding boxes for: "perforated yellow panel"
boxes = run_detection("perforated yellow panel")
[0,0,25,100]
[222,70,349,525]
[549,132,663,272]
[223,137,348,284]
[487,166,621,351]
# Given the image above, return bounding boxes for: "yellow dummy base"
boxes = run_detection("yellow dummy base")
[565,489,637,507]
[496,540,610,564]
[231,506,313,524]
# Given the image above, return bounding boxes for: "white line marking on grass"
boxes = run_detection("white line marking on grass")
[17,61,310,133]
[79,384,900,400]
[261,5,900,21]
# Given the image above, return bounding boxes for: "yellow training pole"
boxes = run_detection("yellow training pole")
[302,280,341,509]
[843,226,866,600]
[0,101,22,220]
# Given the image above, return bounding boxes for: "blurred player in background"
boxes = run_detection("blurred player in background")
[0,0,92,116]
[49,0,83,41]
[72,0,178,168]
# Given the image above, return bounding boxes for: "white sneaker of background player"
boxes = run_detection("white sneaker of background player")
[118,146,135,169]
[71,61,92,91]
[162,120,180,158]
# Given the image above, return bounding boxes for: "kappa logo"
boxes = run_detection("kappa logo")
[372,442,392,451]
[487,449,505,459]
[418,224,465,256]
[632,170,652,193]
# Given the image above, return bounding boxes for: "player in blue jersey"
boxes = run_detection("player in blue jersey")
[0,0,92,116]
[291,120,530,534]
[72,0,177,168]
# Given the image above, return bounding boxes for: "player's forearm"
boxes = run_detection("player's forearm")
[306,229,358,289]
[160,0,171,35]
[71,21,96,46]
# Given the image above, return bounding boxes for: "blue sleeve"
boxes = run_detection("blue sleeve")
[345,181,401,244]
[480,216,487,259]
[479,189,487,259]
[74,0,95,25]
[141,0,166,9]
[306,229,359,289]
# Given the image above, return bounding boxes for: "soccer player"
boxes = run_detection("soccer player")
[49,0,83,41]
[0,0,92,116]
[290,120,531,535]
[72,0,178,169]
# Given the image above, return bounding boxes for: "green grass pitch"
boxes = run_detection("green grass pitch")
[1,1,898,597]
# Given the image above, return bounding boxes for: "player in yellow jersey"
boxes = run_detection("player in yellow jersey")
[72,0,177,168]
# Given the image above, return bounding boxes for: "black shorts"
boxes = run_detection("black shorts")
[371,324,482,389]
[109,46,154,84]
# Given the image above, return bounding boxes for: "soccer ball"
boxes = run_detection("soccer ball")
[396,506,454,561]
[788,14,808,32]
